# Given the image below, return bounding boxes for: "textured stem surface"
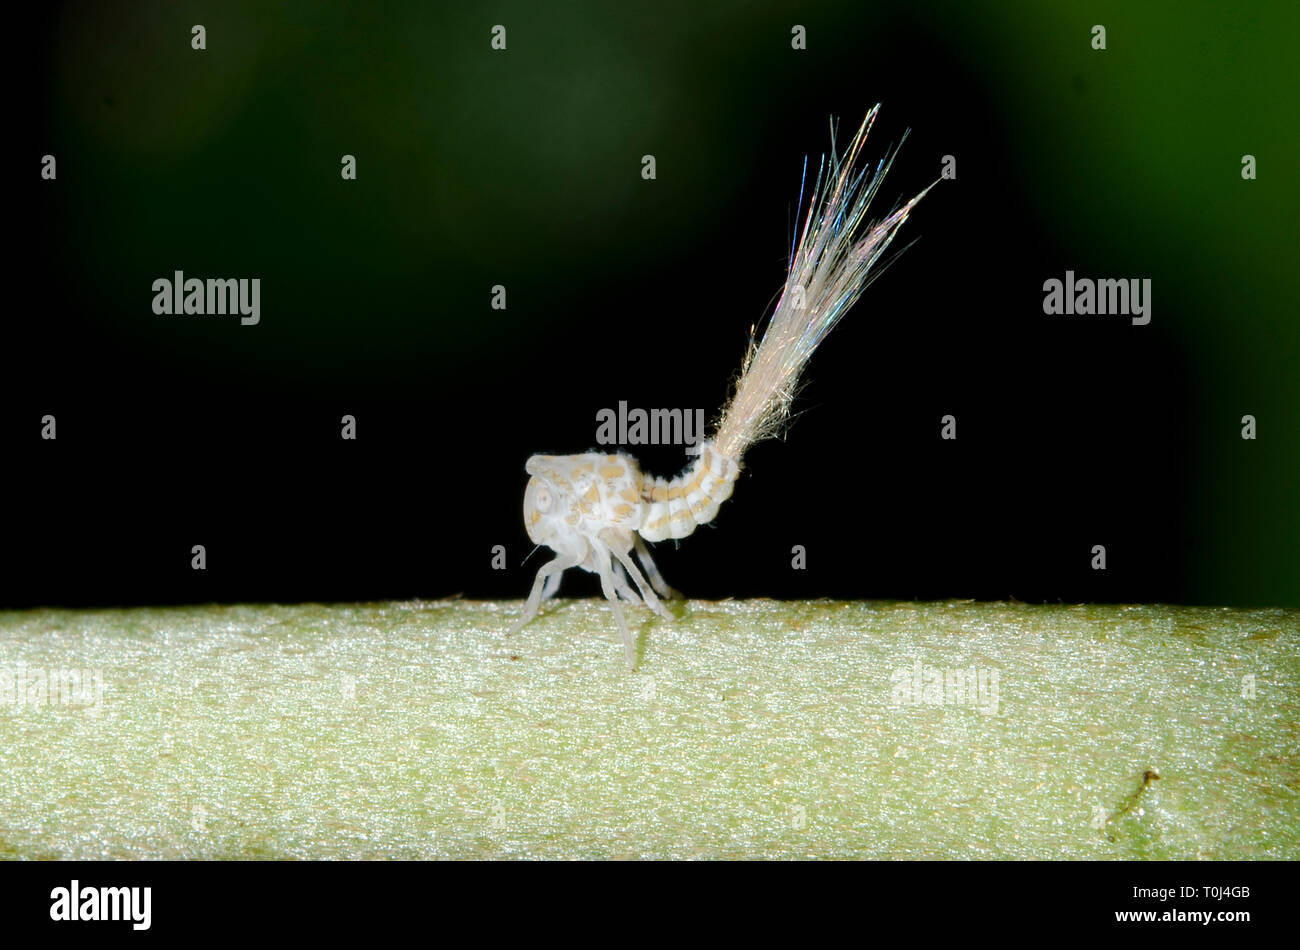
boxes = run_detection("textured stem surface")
[1,600,1295,859]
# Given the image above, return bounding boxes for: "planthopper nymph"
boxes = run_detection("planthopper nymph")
[510,105,935,668]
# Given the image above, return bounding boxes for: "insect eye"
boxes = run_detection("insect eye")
[534,487,552,513]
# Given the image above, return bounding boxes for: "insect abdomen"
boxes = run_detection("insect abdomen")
[637,441,740,542]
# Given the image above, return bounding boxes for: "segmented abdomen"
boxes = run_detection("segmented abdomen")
[637,441,740,542]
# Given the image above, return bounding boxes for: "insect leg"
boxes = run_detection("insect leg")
[541,570,563,601]
[612,547,675,622]
[634,535,681,601]
[508,552,582,636]
[591,541,637,669]
[611,559,642,604]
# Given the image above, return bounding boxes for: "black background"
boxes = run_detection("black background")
[5,2,1288,610]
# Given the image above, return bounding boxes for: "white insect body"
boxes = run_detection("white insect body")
[511,105,932,667]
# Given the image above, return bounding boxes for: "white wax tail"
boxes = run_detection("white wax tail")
[713,105,931,463]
